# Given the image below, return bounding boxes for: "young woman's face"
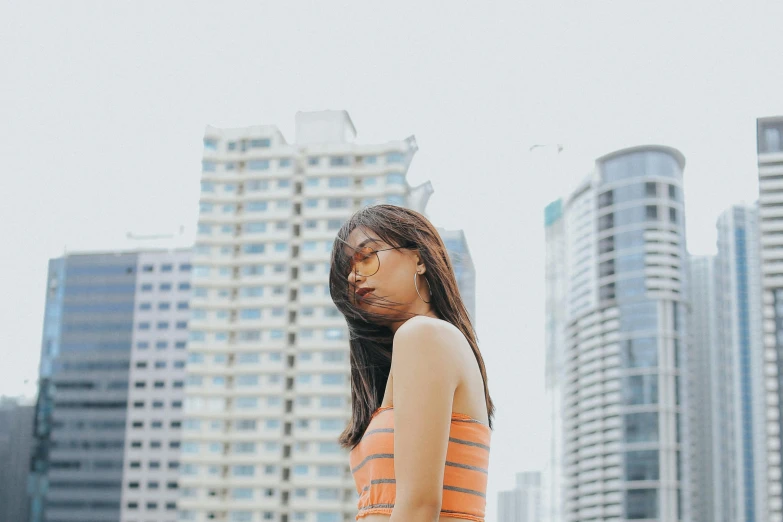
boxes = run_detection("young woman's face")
[343,226,425,318]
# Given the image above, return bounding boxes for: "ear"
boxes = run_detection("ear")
[414,252,427,275]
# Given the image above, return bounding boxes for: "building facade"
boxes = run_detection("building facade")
[498,471,543,522]
[757,115,783,522]
[119,250,193,521]
[544,198,566,522]
[28,250,192,522]
[686,255,718,522]
[0,397,35,522]
[546,146,689,521]
[439,228,477,324]
[179,110,429,522]
[714,205,766,522]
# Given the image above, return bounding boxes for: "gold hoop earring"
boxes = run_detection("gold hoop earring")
[414,271,430,303]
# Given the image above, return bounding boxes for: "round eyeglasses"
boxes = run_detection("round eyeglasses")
[348,245,407,277]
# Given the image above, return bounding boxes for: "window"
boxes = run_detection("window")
[308,157,320,166]
[327,198,349,209]
[201,181,215,192]
[625,450,659,481]
[249,160,270,170]
[386,173,405,185]
[236,375,259,386]
[305,198,319,208]
[623,374,659,405]
[306,177,320,187]
[244,222,267,233]
[202,161,216,172]
[232,488,254,499]
[235,397,258,409]
[141,283,153,292]
[318,465,340,477]
[624,412,659,443]
[247,201,268,212]
[243,244,265,254]
[626,489,658,519]
[328,176,350,187]
[250,138,271,148]
[322,374,345,386]
[325,328,343,340]
[247,180,268,191]
[330,156,348,166]
[279,158,291,167]
[232,465,255,477]
[240,309,261,320]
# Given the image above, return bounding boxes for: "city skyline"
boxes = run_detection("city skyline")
[4,3,783,522]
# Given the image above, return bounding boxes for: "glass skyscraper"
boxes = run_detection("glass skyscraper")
[545,146,689,521]
[29,250,192,522]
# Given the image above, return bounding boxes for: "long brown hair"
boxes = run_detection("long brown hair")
[328,204,494,449]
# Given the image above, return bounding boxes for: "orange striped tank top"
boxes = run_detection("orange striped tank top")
[348,406,492,521]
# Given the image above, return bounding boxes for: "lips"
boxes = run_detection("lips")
[355,287,375,298]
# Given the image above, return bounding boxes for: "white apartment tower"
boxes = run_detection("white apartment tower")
[179,111,427,522]
[498,472,543,522]
[757,115,783,522]
[546,146,689,522]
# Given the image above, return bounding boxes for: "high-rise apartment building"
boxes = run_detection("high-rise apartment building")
[686,255,718,522]
[543,198,566,522]
[756,115,783,522]
[688,205,767,522]
[545,146,689,522]
[179,110,432,522]
[714,205,766,522]
[0,396,35,522]
[28,250,192,522]
[497,471,543,522]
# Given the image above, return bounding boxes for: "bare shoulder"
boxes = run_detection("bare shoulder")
[392,316,470,376]
[393,315,466,347]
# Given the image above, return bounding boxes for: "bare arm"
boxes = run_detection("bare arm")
[388,318,462,522]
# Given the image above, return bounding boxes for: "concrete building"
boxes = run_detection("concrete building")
[543,198,566,522]
[545,146,689,521]
[28,250,191,522]
[439,228,477,324]
[179,110,433,522]
[756,115,783,522]
[0,396,35,522]
[119,250,193,522]
[498,471,542,522]
[686,255,718,522]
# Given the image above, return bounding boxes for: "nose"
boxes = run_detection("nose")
[347,267,362,285]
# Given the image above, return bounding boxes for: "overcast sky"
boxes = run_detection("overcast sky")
[2,1,782,518]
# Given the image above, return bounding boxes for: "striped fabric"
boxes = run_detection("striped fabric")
[349,406,491,521]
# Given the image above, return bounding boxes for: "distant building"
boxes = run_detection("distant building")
[756,115,783,522]
[439,228,477,324]
[28,250,191,522]
[498,471,542,522]
[545,146,689,521]
[0,397,35,522]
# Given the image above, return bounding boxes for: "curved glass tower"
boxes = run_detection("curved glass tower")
[549,146,688,522]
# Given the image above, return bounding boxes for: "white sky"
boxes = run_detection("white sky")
[2,1,782,519]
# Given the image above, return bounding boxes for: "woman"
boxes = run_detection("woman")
[329,204,495,522]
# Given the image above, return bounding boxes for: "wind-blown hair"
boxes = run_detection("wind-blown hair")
[328,204,494,449]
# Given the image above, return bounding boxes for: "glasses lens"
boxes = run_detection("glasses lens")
[352,247,379,276]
